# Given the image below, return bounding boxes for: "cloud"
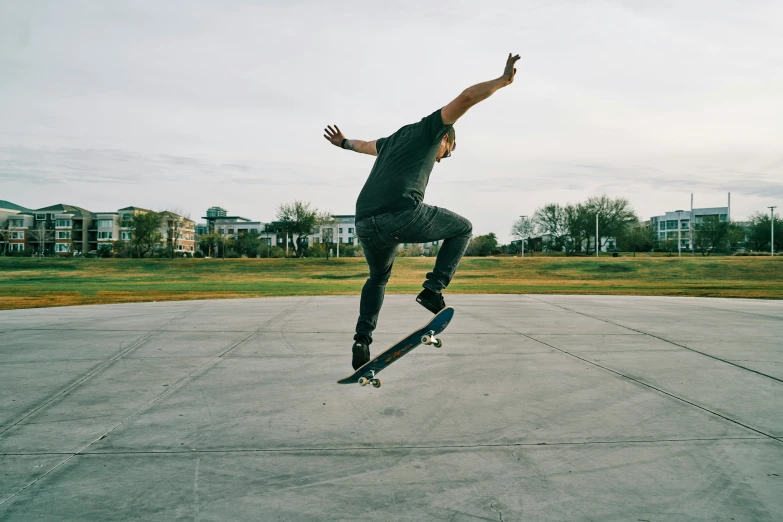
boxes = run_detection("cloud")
[0,145,361,188]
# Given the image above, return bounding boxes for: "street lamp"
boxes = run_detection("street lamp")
[595,212,599,258]
[519,215,526,257]
[675,210,684,257]
[770,206,777,257]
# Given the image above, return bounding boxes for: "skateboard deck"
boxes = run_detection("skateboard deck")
[337,306,454,387]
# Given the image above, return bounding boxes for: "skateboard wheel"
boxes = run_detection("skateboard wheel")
[371,379,382,388]
[358,377,369,386]
[421,335,431,345]
[433,338,443,348]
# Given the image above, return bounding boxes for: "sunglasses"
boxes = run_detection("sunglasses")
[442,141,456,159]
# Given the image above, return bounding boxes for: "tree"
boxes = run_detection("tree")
[125,212,163,258]
[466,233,499,256]
[97,243,113,258]
[0,220,10,256]
[746,211,783,252]
[233,230,263,258]
[197,232,220,257]
[660,236,678,256]
[28,222,54,257]
[315,212,337,260]
[510,216,537,255]
[580,195,638,255]
[617,223,655,256]
[693,216,742,256]
[532,204,569,253]
[276,201,317,257]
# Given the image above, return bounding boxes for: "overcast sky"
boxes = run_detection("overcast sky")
[1,0,781,243]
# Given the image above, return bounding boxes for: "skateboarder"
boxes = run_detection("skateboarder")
[324,53,521,369]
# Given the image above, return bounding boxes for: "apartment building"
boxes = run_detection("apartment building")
[1,200,30,253]
[0,202,195,256]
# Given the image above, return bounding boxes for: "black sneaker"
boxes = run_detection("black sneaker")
[351,337,371,370]
[416,288,446,314]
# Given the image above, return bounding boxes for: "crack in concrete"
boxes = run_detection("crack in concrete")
[1,436,767,457]
[490,501,504,522]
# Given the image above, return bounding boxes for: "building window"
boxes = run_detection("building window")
[10,243,24,251]
[9,219,24,227]
[98,231,113,239]
[11,231,24,239]
[55,244,70,253]
[56,219,72,227]
[97,219,113,228]
[659,222,665,230]
[121,232,131,240]
[57,231,71,239]
[339,228,343,233]
[36,213,46,220]
[348,237,354,244]
[719,214,727,221]
[349,228,354,233]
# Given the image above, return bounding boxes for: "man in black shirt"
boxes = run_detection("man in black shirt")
[324,53,520,370]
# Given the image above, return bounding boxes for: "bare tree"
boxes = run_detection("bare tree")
[511,215,537,255]
[315,211,336,260]
[162,208,191,258]
[0,219,10,256]
[28,221,54,257]
[532,204,569,253]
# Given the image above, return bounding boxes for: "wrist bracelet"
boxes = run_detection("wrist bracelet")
[341,138,348,149]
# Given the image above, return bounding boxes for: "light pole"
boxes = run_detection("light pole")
[770,206,777,257]
[595,212,599,258]
[519,215,526,257]
[675,210,684,257]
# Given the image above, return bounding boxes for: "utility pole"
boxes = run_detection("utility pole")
[770,206,777,257]
[690,194,694,256]
[519,215,526,257]
[676,210,684,257]
[595,213,599,258]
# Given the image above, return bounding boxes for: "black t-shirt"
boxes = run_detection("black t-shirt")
[355,109,452,220]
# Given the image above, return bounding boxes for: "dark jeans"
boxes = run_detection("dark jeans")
[353,203,472,344]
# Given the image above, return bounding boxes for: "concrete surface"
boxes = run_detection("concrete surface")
[1,294,781,521]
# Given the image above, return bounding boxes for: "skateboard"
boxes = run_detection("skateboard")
[337,306,455,388]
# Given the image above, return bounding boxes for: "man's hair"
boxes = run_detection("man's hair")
[446,127,456,146]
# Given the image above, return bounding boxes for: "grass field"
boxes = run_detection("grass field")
[0,256,781,310]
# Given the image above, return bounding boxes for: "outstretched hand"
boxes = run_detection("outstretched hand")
[501,53,521,85]
[324,125,346,147]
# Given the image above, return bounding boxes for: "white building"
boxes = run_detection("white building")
[650,206,729,250]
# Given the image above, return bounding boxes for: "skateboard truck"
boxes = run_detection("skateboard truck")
[420,330,443,348]
[357,370,382,388]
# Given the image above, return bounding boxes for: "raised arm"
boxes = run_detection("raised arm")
[323,125,378,156]
[441,53,520,125]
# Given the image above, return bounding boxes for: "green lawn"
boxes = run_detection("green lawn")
[0,256,781,310]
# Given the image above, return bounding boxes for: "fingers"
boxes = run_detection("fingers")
[324,125,342,138]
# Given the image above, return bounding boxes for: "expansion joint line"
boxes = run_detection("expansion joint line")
[526,295,783,384]
[0,299,311,508]
[460,307,782,446]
